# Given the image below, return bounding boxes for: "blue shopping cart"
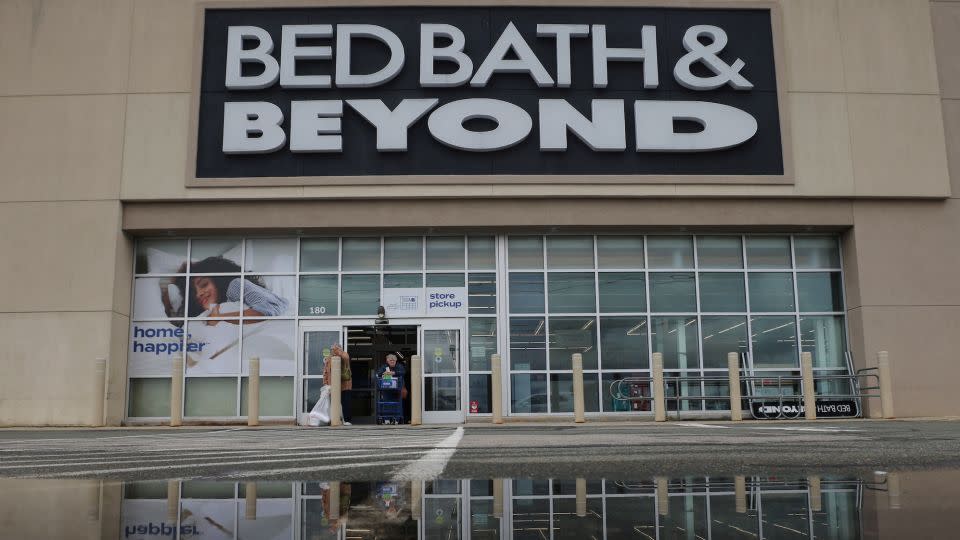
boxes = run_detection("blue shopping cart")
[376,375,405,425]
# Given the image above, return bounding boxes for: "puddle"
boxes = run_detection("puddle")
[3,471,960,538]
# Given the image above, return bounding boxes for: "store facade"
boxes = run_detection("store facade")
[2,0,960,425]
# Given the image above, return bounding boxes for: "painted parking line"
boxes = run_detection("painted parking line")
[673,423,731,429]
[391,427,464,481]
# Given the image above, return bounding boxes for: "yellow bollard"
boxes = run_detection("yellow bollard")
[878,351,895,419]
[888,472,901,509]
[801,351,817,420]
[493,478,504,518]
[245,482,257,520]
[575,478,587,517]
[572,353,585,423]
[170,356,183,427]
[330,356,342,427]
[491,354,503,424]
[735,476,746,513]
[248,357,260,427]
[728,352,742,421]
[652,353,666,422]
[411,355,423,426]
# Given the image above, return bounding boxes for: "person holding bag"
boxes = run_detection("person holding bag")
[323,343,353,425]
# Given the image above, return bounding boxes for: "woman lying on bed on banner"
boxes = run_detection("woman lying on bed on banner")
[161,256,288,324]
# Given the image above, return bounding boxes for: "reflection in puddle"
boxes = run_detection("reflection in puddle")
[4,472,960,538]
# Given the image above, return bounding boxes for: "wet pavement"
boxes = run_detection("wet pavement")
[3,471,960,539]
[2,420,960,537]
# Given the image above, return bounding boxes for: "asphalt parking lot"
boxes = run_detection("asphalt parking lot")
[1,419,958,480]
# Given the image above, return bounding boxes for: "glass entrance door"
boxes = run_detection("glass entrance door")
[298,322,343,425]
[420,320,466,424]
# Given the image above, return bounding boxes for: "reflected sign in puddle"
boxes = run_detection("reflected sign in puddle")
[4,472,960,538]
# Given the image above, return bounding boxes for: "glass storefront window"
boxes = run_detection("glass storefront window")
[240,376,294,417]
[647,236,693,269]
[649,272,696,312]
[800,315,847,368]
[341,238,380,271]
[244,238,296,273]
[508,236,544,269]
[547,273,596,313]
[650,316,700,370]
[795,236,841,268]
[599,317,649,370]
[298,275,337,316]
[190,239,242,272]
[468,236,496,269]
[127,378,171,417]
[751,316,798,368]
[184,377,237,417]
[383,237,422,270]
[468,273,496,315]
[340,274,379,315]
[241,320,295,376]
[469,318,497,371]
[797,272,844,312]
[548,317,598,370]
[185,320,240,375]
[598,272,646,313]
[546,236,594,269]
[427,237,465,269]
[469,374,492,413]
[550,373,599,413]
[383,273,423,288]
[699,273,746,312]
[509,272,544,313]
[299,238,339,271]
[697,236,743,268]
[749,273,795,312]
[701,316,748,369]
[426,273,464,287]
[597,235,644,268]
[135,239,187,275]
[510,318,546,371]
[746,236,791,268]
[511,374,547,413]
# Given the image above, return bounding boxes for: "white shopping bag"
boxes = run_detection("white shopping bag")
[308,385,331,426]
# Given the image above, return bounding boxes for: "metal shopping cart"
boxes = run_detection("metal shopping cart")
[376,375,405,425]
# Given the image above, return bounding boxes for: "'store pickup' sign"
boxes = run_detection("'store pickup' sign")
[192,6,786,182]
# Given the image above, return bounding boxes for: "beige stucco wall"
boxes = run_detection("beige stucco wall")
[1,0,959,424]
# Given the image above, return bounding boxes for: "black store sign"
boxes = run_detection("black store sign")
[750,400,861,419]
[194,6,785,180]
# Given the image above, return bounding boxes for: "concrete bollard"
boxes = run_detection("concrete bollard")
[572,353,585,423]
[248,357,260,427]
[330,356,342,427]
[493,478,504,518]
[808,476,822,512]
[575,478,587,517]
[887,472,901,509]
[801,351,817,420]
[94,357,107,427]
[878,351,895,419]
[655,476,669,515]
[727,352,742,421]
[411,480,422,519]
[411,355,422,426]
[170,356,183,427]
[245,482,257,520]
[329,481,340,520]
[652,352,666,422]
[734,476,746,513]
[491,354,503,424]
[166,480,179,522]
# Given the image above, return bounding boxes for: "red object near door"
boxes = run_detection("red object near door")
[470,400,479,414]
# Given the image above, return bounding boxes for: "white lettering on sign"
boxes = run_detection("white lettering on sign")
[426,288,467,316]
[220,22,762,155]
